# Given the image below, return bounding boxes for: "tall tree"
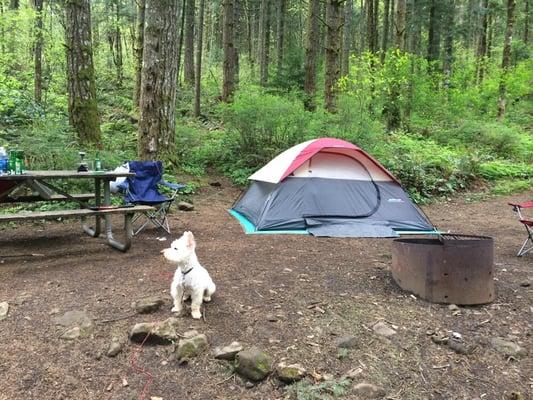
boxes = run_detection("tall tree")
[324,0,343,113]
[386,0,405,131]
[303,0,320,110]
[222,0,236,102]
[65,0,101,145]
[342,0,353,75]
[497,0,516,120]
[34,0,44,104]
[427,0,442,66]
[194,0,205,116]
[176,0,186,85]
[108,0,123,86]
[381,0,390,62]
[258,0,270,86]
[276,0,286,75]
[183,0,195,86]
[443,0,455,83]
[138,0,180,159]
[476,0,489,84]
[524,0,529,44]
[394,0,405,51]
[366,0,378,52]
[134,0,146,108]
[9,0,19,9]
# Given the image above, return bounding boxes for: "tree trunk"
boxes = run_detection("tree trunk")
[342,0,353,75]
[113,1,123,87]
[324,0,342,113]
[138,0,180,159]
[408,0,421,55]
[476,0,489,84]
[381,0,390,62]
[497,0,516,121]
[394,0,405,51]
[304,0,320,111]
[34,0,44,104]
[65,0,101,145]
[194,0,205,116]
[386,0,405,131]
[9,0,19,9]
[366,0,376,52]
[222,0,235,102]
[524,0,529,44]
[134,0,146,107]
[245,0,254,75]
[258,0,270,86]
[276,0,286,75]
[234,0,241,88]
[487,11,493,59]
[443,0,455,84]
[426,0,441,66]
[177,0,186,85]
[184,0,195,86]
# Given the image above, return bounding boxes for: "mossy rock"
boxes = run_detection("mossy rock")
[235,347,272,382]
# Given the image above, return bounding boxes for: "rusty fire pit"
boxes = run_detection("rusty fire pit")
[391,234,495,305]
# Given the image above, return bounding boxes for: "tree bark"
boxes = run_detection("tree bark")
[304,0,320,111]
[222,0,235,102]
[524,0,529,44]
[134,0,146,108]
[476,0,489,84]
[276,0,286,75]
[394,0,405,51]
[9,0,19,9]
[443,0,455,82]
[234,0,241,87]
[138,0,180,159]
[194,0,205,116]
[426,0,441,67]
[34,0,44,104]
[258,0,270,86]
[366,0,376,52]
[386,0,405,131]
[408,0,421,55]
[325,0,342,113]
[381,0,390,62]
[497,0,516,121]
[176,0,186,85]
[112,0,123,86]
[184,0,195,86]
[342,0,353,75]
[65,0,101,145]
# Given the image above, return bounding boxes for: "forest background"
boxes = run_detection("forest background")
[0,0,531,204]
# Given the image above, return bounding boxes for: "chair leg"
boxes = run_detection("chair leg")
[517,236,533,257]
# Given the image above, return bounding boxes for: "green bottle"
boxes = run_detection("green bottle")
[94,151,102,171]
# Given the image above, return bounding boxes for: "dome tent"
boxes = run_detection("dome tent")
[230,138,436,237]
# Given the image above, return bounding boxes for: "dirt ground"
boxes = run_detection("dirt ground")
[0,184,531,400]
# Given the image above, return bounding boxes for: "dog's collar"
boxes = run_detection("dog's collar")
[182,267,194,276]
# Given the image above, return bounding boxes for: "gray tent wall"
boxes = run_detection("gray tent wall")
[233,177,433,232]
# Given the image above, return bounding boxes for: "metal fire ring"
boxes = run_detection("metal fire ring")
[391,235,495,305]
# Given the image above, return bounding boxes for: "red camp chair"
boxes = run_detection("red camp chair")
[509,202,533,257]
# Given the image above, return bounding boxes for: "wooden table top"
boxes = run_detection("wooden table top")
[0,170,134,180]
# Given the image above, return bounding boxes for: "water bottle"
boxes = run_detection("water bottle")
[94,151,102,171]
[0,147,7,175]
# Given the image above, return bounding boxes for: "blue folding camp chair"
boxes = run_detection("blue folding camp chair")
[118,161,186,235]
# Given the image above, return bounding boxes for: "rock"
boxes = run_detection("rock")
[176,333,208,360]
[177,201,194,211]
[182,330,199,338]
[0,302,9,321]
[62,327,81,340]
[132,296,165,314]
[335,335,357,349]
[213,341,243,360]
[107,337,123,357]
[520,281,530,288]
[235,348,273,382]
[447,339,472,355]
[244,381,255,389]
[275,362,306,383]
[352,382,386,399]
[448,304,460,311]
[490,338,527,358]
[53,310,94,338]
[343,368,364,380]
[510,392,525,400]
[372,321,396,337]
[209,181,221,187]
[130,318,180,345]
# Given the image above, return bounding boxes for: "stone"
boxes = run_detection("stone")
[372,321,396,337]
[213,341,243,361]
[176,333,208,360]
[107,337,123,357]
[448,304,460,311]
[335,335,357,349]
[490,338,527,358]
[343,367,364,380]
[235,348,273,382]
[209,182,221,187]
[352,382,386,399]
[177,201,194,211]
[182,330,199,339]
[53,310,94,338]
[62,327,81,340]
[0,302,9,321]
[447,339,472,355]
[130,317,180,345]
[132,296,165,314]
[275,362,306,383]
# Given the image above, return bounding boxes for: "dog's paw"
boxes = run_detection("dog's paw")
[203,296,212,302]
[171,306,183,314]
[191,310,202,319]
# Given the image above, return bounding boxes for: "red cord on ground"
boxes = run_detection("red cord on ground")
[130,330,154,400]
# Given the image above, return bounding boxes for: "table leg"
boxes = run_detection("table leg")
[102,178,132,252]
[81,178,101,237]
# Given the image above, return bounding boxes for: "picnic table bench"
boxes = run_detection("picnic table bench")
[0,170,155,252]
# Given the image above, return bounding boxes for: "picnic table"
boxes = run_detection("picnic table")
[0,170,154,251]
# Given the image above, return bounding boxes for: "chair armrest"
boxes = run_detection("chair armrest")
[160,181,186,191]
[509,202,533,209]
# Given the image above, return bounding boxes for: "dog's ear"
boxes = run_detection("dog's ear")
[186,231,196,250]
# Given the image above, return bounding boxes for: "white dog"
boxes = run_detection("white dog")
[162,231,216,319]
